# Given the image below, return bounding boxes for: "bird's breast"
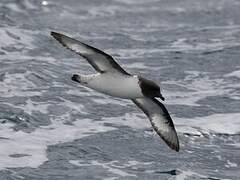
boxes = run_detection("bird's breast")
[86,74,143,99]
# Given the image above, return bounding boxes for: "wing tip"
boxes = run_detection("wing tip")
[51,31,63,42]
[170,142,180,152]
[163,136,180,152]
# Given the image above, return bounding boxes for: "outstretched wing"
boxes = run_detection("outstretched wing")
[51,31,130,75]
[132,97,179,151]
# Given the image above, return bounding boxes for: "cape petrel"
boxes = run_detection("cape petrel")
[51,31,179,151]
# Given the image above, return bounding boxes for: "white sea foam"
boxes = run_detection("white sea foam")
[1,95,86,117]
[23,99,49,115]
[174,170,196,180]
[5,0,38,12]
[20,0,38,10]
[170,37,240,53]
[125,62,169,71]
[66,88,95,96]
[0,72,43,98]
[102,110,240,136]
[229,143,240,148]
[225,160,238,168]
[57,97,88,115]
[4,3,25,13]
[125,62,149,69]
[2,100,49,115]
[69,160,147,178]
[164,71,232,106]
[1,66,233,171]
[174,169,231,180]
[0,28,35,52]
[104,177,117,180]
[114,0,160,5]
[91,160,137,178]
[102,112,150,130]
[0,117,115,170]
[108,48,163,59]
[175,113,240,135]
[88,5,120,17]
[225,69,240,79]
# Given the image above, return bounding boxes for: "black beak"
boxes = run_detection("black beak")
[157,93,165,101]
[160,96,165,101]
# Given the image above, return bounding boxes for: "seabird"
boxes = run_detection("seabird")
[51,31,179,151]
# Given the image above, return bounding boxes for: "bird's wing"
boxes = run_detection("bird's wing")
[132,97,179,151]
[51,31,130,75]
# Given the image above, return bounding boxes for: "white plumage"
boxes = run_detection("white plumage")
[77,73,143,99]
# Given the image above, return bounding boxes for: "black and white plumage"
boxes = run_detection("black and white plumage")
[132,98,179,151]
[51,31,179,151]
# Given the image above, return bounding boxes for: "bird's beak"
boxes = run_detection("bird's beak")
[157,93,165,101]
[159,96,165,101]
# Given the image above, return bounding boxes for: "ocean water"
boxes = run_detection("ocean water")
[0,0,240,179]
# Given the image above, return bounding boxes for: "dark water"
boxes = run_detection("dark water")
[0,0,240,179]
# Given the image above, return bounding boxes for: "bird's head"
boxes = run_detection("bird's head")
[138,76,165,101]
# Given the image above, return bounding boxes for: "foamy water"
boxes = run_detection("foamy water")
[0,0,240,179]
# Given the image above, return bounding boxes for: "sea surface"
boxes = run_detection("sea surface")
[0,0,240,179]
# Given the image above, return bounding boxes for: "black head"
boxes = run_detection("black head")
[138,76,165,101]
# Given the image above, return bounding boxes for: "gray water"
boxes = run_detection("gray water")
[0,0,240,179]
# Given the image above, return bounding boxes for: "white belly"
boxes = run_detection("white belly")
[85,73,143,99]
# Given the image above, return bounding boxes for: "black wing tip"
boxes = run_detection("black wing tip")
[160,135,179,152]
[51,31,60,36]
[161,134,180,152]
[51,31,64,43]
[170,142,180,152]
[153,122,180,152]
[163,131,180,152]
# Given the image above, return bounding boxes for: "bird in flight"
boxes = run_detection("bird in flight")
[51,31,179,151]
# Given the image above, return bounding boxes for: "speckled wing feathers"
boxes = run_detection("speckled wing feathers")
[51,31,130,75]
[132,97,179,151]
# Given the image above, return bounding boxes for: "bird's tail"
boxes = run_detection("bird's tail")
[71,74,99,85]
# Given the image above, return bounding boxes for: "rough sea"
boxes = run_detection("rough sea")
[0,0,240,179]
